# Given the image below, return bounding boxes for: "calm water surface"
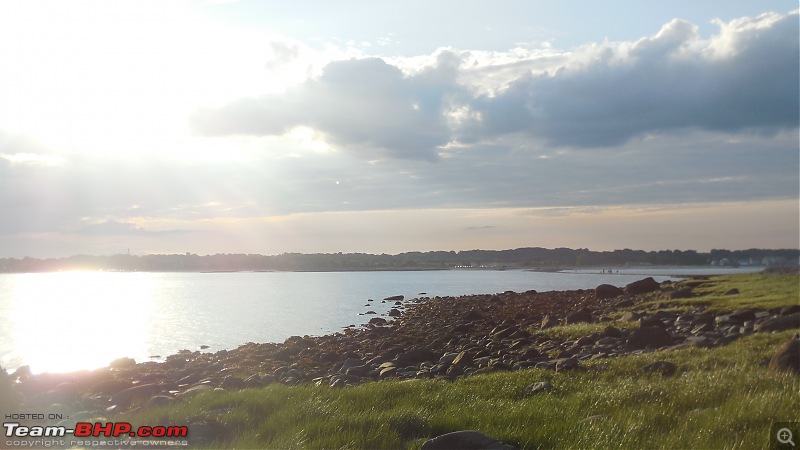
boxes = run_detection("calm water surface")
[0,268,759,373]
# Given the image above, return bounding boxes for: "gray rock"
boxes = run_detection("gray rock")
[627,326,674,350]
[541,315,558,329]
[755,313,800,332]
[439,353,458,365]
[220,376,245,390]
[395,348,438,366]
[566,308,593,324]
[596,284,623,299]
[422,430,517,450]
[768,338,800,375]
[555,357,579,372]
[669,287,695,299]
[781,305,800,316]
[614,298,635,308]
[625,277,661,295]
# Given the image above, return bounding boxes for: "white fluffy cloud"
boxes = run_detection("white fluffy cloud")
[192,11,798,155]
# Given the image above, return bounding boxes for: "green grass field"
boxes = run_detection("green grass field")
[125,273,800,449]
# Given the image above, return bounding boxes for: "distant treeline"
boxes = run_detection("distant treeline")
[0,247,798,273]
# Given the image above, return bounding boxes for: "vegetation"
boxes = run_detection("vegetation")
[1,247,797,272]
[123,273,800,449]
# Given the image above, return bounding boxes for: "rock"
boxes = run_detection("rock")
[639,316,665,328]
[642,361,677,377]
[614,298,635,308]
[601,326,623,339]
[555,357,579,372]
[395,348,438,366]
[755,313,800,333]
[384,295,404,301]
[108,357,136,369]
[462,310,483,321]
[388,309,402,317]
[596,284,623,299]
[724,288,739,296]
[421,430,517,450]
[244,374,265,387]
[200,345,210,350]
[451,351,473,368]
[110,383,163,407]
[220,376,246,390]
[369,317,388,326]
[146,395,175,408]
[177,384,213,398]
[625,277,661,295]
[729,309,756,323]
[768,338,800,375]
[524,381,553,395]
[566,308,593,324]
[439,353,461,365]
[541,315,558,329]
[669,287,695,299]
[626,326,674,350]
[620,311,643,322]
[781,305,800,316]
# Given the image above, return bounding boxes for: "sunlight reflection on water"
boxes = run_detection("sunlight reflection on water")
[3,272,156,373]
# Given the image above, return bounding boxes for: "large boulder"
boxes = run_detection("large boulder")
[755,313,800,333]
[768,338,800,375]
[669,287,695,300]
[596,284,623,299]
[394,348,438,366]
[625,277,661,295]
[421,430,517,449]
[626,326,674,350]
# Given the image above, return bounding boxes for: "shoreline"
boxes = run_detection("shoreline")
[0,264,773,275]
[5,273,798,419]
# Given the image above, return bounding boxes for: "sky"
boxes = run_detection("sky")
[0,0,797,258]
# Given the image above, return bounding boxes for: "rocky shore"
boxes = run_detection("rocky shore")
[3,277,799,428]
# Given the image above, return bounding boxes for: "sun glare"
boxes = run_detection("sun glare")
[5,271,156,374]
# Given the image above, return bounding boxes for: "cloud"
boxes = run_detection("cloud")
[467,11,799,147]
[192,54,464,160]
[192,11,798,156]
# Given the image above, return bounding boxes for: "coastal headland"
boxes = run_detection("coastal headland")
[2,272,798,448]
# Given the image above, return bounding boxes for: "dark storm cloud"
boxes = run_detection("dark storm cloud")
[192,11,798,156]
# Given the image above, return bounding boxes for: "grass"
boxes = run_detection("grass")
[653,272,799,312]
[534,321,638,341]
[123,273,800,449]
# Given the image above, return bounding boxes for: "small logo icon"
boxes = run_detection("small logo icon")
[773,423,799,449]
